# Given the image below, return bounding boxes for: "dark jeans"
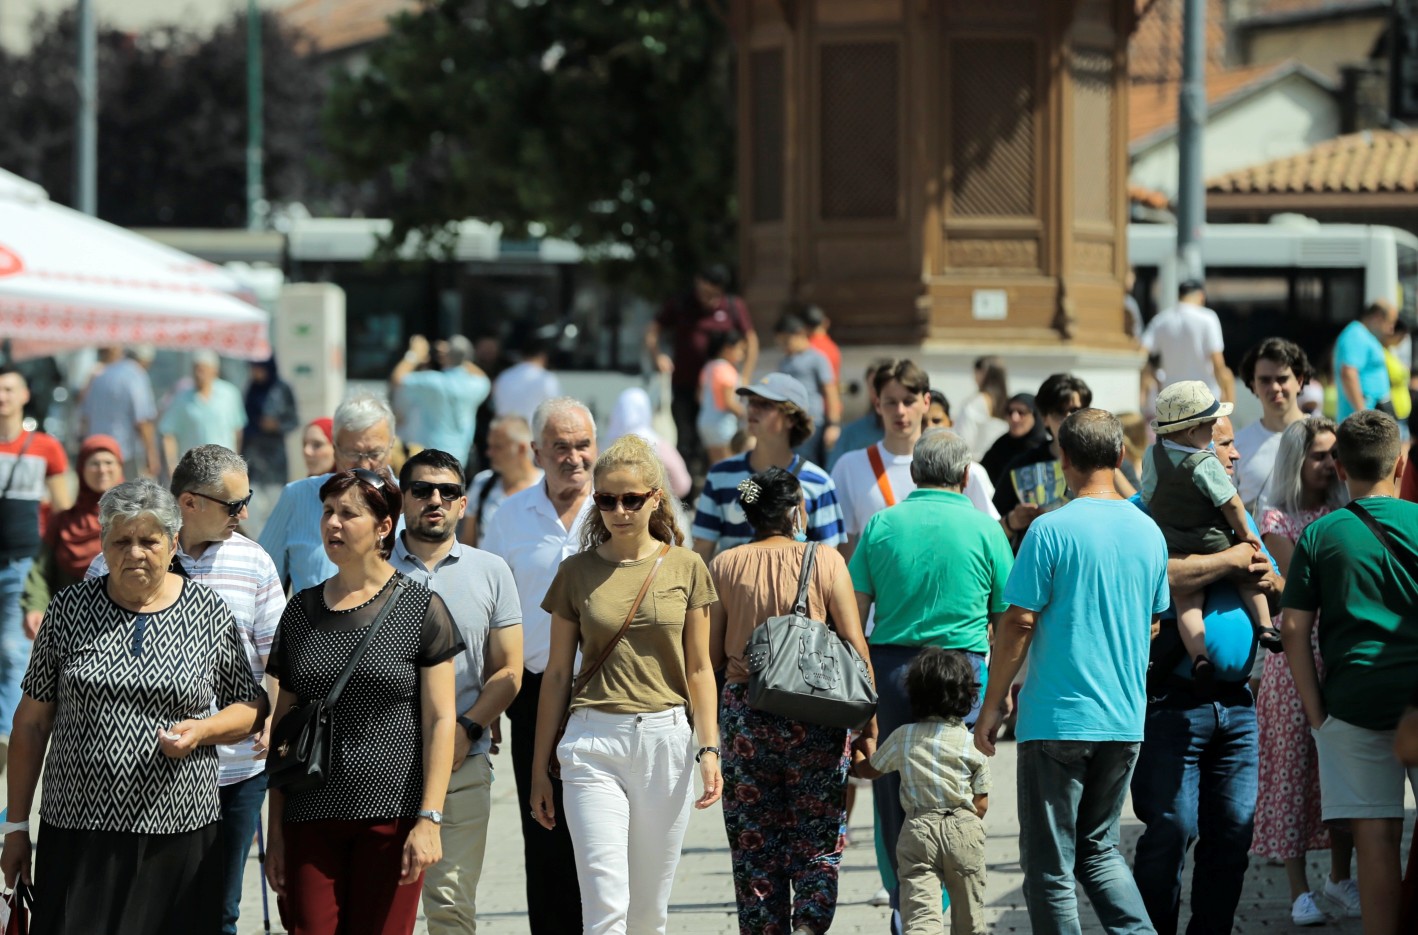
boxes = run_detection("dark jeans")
[1018,740,1152,935]
[1131,680,1258,935]
[218,772,268,934]
[507,668,582,935]
[671,384,706,480]
[871,644,986,934]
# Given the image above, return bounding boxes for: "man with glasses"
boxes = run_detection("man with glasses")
[481,396,596,934]
[260,393,398,591]
[389,448,523,935]
[87,444,285,935]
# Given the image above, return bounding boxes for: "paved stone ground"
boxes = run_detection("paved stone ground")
[227,740,1397,933]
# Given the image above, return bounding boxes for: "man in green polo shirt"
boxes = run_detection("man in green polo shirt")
[849,428,1013,929]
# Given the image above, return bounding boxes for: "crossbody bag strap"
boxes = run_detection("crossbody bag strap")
[324,576,407,709]
[571,543,672,696]
[1345,500,1418,584]
[793,541,818,616]
[866,444,896,507]
[0,431,36,501]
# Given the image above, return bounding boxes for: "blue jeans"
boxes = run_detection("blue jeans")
[0,558,33,737]
[218,771,268,935]
[1130,681,1257,935]
[1018,740,1154,935]
[871,644,986,934]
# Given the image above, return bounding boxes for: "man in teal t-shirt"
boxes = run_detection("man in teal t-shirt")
[975,409,1169,934]
[1334,300,1398,419]
[850,429,1013,928]
[1281,409,1418,931]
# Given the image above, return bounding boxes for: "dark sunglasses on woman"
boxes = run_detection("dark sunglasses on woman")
[592,490,658,513]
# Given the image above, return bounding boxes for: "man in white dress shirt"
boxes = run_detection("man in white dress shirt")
[480,396,595,935]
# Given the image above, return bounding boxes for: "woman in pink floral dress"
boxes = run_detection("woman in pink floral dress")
[1252,417,1359,924]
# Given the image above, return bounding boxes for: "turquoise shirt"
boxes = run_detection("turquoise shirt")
[157,379,247,455]
[399,368,491,461]
[1334,320,1390,418]
[1005,497,1171,743]
[849,488,1012,652]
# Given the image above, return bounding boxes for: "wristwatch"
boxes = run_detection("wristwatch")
[417,809,443,825]
[458,715,484,744]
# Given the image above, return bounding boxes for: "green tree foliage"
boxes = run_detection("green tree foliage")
[322,0,737,297]
[0,9,324,227]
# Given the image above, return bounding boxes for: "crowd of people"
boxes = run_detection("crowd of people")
[0,270,1416,935]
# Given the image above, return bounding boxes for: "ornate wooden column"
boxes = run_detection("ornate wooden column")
[734,0,1140,397]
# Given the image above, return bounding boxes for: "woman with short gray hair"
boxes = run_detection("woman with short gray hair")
[0,478,267,935]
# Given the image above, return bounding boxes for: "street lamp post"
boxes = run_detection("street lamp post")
[246,0,265,230]
[75,0,96,216]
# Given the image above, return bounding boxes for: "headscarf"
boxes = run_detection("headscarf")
[980,393,1047,487]
[50,434,124,581]
[309,417,334,443]
[606,387,661,447]
[245,354,280,431]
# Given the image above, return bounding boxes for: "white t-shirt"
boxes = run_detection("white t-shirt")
[493,362,564,428]
[830,441,1000,536]
[1142,302,1226,397]
[1233,419,1283,512]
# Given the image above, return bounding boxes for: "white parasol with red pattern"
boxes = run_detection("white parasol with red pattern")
[0,168,271,361]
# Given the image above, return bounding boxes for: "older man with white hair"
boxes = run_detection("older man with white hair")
[259,392,399,591]
[158,350,246,470]
[481,396,596,935]
[849,428,1015,930]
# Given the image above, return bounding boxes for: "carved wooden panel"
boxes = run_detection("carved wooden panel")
[750,49,786,224]
[816,0,902,25]
[948,40,1037,219]
[945,237,1040,270]
[819,41,901,220]
[944,0,1040,26]
[1071,47,1114,224]
[1075,240,1115,274]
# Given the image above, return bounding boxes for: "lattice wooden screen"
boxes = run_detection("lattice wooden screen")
[948,40,1037,218]
[819,41,900,220]
[750,48,786,224]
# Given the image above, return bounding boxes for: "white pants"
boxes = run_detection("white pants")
[558,706,694,935]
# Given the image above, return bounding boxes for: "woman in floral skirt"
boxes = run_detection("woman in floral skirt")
[1252,417,1359,925]
[708,466,875,935]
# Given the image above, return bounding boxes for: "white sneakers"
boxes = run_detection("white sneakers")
[867,887,891,907]
[1291,892,1326,926]
[1322,876,1363,918]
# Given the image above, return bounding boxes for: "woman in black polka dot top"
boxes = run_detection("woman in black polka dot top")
[264,469,465,935]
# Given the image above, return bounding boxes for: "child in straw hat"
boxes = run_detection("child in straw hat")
[1141,381,1280,680]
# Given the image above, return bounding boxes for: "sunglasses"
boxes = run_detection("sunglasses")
[191,490,254,517]
[592,490,658,513]
[351,468,387,489]
[408,480,464,501]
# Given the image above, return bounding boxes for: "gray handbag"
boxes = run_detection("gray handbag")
[745,542,877,730]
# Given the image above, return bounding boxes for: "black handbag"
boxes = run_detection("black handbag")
[745,542,877,730]
[267,577,406,792]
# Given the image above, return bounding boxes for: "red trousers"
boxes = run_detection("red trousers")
[280,818,423,935]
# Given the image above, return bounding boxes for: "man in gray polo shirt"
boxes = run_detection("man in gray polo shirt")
[391,448,523,935]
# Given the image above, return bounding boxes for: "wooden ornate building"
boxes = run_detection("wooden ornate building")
[732,0,1144,405]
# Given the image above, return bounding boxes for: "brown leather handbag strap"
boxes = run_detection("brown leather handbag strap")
[571,543,672,697]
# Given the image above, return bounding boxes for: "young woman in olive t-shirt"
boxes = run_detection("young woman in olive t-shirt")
[530,434,722,932]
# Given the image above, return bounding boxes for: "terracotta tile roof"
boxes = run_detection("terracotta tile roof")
[1130,0,1229,86]
[1128,61,1287,144]
[279,0,414,54]
[1208,130,1418,195]
[1130,184,1172,209]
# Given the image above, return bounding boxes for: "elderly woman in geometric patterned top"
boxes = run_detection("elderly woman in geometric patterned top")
[0,477,267,935]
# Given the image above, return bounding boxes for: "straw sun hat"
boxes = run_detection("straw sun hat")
[1150,380,1234,434]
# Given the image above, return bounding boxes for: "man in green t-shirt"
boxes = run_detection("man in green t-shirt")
[1281,409,1418,932]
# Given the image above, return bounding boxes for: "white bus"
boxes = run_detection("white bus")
[1128,218,1418,368]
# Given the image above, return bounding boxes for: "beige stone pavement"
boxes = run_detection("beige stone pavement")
[222,740,1397,933]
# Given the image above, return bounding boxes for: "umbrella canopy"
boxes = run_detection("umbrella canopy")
[0,168,271,361]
